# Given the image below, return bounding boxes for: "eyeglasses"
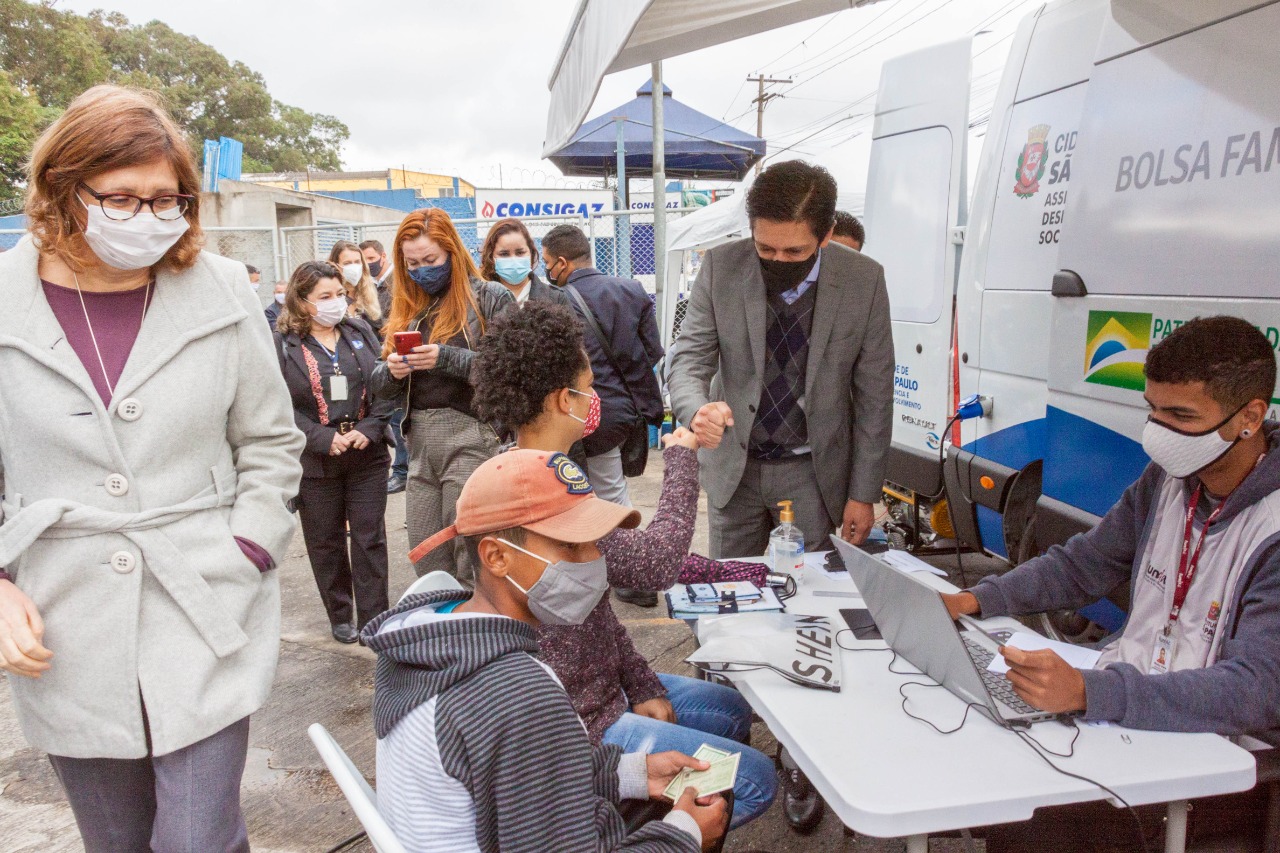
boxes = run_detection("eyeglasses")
[79,183,194,222]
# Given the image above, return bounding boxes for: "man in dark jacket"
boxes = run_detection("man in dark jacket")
[541,225,664,510]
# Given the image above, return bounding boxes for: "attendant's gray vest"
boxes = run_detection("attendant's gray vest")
[1099,473,1280,671]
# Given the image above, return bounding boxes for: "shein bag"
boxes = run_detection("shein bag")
[686,612,842,692]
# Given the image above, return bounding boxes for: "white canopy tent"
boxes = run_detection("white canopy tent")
[660,191,749,349]
[545,0,888,338]
[544,0,886,157]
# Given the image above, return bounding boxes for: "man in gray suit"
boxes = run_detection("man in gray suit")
[669,160,893,558]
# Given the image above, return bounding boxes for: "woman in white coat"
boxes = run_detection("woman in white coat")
[0,86,304,851]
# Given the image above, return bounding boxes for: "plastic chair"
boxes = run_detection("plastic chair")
[307,723,408,853]
[397,570,464,604]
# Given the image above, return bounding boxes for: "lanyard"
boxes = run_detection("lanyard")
[312,336,343,375]
[1169,484,1224,631]
[1168,452,1265,632]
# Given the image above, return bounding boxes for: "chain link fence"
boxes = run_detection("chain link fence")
[0,210,697,339]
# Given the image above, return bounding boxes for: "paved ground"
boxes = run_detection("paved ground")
[0,455,1008,852]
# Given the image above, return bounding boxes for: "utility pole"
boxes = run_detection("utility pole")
[749,74,791,174]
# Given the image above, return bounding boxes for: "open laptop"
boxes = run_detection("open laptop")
[830,535,1057,726]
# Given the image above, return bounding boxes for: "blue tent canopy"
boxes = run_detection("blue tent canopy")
[548,80,765,181]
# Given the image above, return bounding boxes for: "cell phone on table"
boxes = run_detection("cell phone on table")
[394,331,423,356]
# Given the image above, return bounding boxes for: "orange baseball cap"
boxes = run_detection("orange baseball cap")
[409,450,642,563]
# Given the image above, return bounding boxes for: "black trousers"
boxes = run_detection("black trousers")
[297,448,390,630]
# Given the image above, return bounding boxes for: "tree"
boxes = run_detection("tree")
[0,70,56,205]
[0,0,109,106]
[0,1,349,200]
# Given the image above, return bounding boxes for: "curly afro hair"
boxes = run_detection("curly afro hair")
[472,301,590,430]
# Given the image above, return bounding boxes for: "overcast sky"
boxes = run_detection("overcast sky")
[58,0,1043,195]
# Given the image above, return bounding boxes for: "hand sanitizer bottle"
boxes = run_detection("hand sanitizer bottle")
[768,500,806,581]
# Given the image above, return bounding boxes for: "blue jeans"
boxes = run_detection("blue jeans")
[390,408,409,479]
[602,674,777,829]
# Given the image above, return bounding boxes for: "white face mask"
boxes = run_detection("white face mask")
[341,263,363,286]
[308,296,348,328]
[1141,407,1244,479]
[275,292,286,305]
[79,198,190,271]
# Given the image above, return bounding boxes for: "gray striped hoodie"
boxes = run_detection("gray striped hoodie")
[361,591,702,853]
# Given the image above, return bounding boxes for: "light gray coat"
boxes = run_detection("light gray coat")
[668,239,894,524]
[0,237,304,758]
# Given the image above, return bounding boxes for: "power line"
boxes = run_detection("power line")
[773,0,903,76]
[756,12,843,72]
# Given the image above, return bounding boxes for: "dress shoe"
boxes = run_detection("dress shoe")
[387,475,406,494]
[614,587,658,607]
[331,623,359,644]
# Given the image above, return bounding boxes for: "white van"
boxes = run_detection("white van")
[865,0,1280,607]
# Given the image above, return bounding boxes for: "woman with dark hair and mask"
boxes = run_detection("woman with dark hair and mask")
[0,85,303,852]
[275,261,392,644]
[370,208,514,584]
[479,216,573,311]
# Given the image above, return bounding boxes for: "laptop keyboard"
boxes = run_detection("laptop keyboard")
[961,634,1039,716]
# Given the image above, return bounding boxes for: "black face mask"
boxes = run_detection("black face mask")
[368,259,383,278]
[759,253,818,297]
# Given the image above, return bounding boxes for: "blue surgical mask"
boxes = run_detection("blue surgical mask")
[409,259,452,296]
[494,256,532,286]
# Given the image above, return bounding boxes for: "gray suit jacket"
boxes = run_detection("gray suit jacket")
[668,239,894,524]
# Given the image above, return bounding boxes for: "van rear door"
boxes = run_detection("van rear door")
[863,36,972,498]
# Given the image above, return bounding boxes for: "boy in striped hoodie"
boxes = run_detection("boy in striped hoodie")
[362,449,728,852]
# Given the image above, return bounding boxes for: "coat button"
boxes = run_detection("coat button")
[104,474,129,496]
[118,398,143,422]
[110,551,136,574]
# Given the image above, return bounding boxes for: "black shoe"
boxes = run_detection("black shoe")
[778,761,825,834]
[614,587,658,607]
[387,475,406,494]
[331,623,359,644]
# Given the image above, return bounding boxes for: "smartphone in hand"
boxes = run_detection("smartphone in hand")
[394,331,423,357]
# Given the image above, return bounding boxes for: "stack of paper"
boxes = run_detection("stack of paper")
[985,631,1102,673]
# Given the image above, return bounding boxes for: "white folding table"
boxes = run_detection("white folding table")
[690,552,1257,852]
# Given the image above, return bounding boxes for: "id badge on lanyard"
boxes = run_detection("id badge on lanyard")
[318,339,349,401]
[1151,484,1224,675]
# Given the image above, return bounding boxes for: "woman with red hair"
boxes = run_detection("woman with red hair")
[372,209,513,584]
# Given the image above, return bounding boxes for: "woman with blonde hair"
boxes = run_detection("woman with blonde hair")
[0,85,303,851]
[371,208,513,583]
[327,238,383,331]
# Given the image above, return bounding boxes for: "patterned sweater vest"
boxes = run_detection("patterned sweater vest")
[749,284,818,459]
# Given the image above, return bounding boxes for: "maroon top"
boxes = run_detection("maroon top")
[537,445,701,743]
[36,280,273,574]
[43,279,150,406]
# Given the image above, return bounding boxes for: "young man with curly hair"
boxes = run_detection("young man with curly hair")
[470,301,779,829]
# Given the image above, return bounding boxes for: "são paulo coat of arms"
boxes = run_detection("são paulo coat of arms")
[1013,124,1050,198]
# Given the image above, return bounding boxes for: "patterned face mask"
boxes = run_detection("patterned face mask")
[568,388,601,438]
